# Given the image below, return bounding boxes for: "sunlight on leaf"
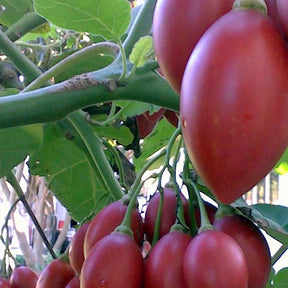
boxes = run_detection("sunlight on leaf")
[129,36,153,67]
[33,0,131,40]
[275,148,288,175]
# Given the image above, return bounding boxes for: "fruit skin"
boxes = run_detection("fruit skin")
[164,110,179,128]
[214,214,271,288]
[144,231,192,288]
[83,200,144,257]
[10,266,38,288]
[35,259,75,288]
[276,0,288,38]
[65,276,80,288]
[153,0,234,93]
[136,113,158,138]
[0,277,11,288]
[144,187,190,243]
[183,229,249,288]
[69,221,90,274]
[180,9,288,204]
[80,232,143,288]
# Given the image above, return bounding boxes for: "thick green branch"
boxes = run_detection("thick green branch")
[0,66,179,128]
[4,12,47,42]
[67,111,124,201]
[0,29,42,83]
[121,0,156,58]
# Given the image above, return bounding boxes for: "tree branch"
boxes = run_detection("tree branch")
[0,66,179,129]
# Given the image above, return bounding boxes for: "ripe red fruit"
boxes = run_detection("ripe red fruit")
[276,0,288,38]
[180,8,288,203]
[65,276,80,288]
[10,266,38,288]
[183,229,249,288]
[81,232,144,288]
[35,259,75,288]
[69,221,90,274]
[136,114,158,139]
[144,231,192,288]
[84,200,144,257]
[153,0,234,93]
[163,110,179,128]
[144,187,190,243]
[0,277,11,288]
[143,108,166,122]
[214,214,271,288]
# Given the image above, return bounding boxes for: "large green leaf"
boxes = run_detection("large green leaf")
[29,122,114,222]
[0,0,34,27]
[0,124,43,177]
[33,0,131,40]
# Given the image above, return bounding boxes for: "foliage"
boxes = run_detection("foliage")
[0,0,288,286]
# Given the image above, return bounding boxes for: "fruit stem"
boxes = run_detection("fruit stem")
[233,0,267,14]
[115,149,166,236]
[189,180,214,233]
[271,244,288,266]
[151,187,164,246]
[214,203,237,220]
[168,136,190,231]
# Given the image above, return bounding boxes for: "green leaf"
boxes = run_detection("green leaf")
[275,148,288,175]
[33,0,131,40]
[114,100,151,118]
[250,204,288,246]
[93,125,133,146]
[134,118,177,171]
[273,268,288,287]
[0,88,19,97]
[0,0,34,27]
[129,36,153,67]
[0,124,43,177]
[29,123,114,222]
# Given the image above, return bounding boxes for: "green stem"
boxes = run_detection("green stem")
[170,137,188,228]
[5,171,57,259]
[121,0,157,59]
[4,12,47,42]
[151,187,164,246]
[157,127,182,187]
[102,139,126,190]
[118,39,128,80]
[116,148,166,235]
[0,29,42,83]
[0,66,179,129]
[271,244,288,266]
[14,40,62,50]
[182,156,198,236]
[67,112,124,201]
[23,42,120,92]
[150,127,182,245]
[190,180,214,233]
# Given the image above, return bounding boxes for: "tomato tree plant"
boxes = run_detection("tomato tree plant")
[0,0,288,287]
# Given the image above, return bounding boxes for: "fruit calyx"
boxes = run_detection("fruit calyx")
[233,0,267,14]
